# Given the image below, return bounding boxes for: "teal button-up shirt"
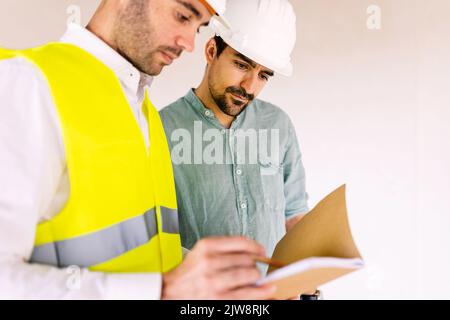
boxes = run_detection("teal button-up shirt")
[160,90,308,268]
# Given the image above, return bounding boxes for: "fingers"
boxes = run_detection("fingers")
[211,267,262,291]
[195,236,266,257]
[203,253,257,272]
[169,236,274,300]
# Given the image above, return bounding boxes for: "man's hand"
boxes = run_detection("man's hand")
[285,214,306,232]
[161,236,277,300]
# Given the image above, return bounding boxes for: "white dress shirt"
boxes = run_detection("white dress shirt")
[0,24,163,299]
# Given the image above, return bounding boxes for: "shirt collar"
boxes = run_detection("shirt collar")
[184,89,209,114]
[60,23,153,95]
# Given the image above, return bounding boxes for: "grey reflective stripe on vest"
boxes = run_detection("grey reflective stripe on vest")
[30,207,178,268]
[160,207,180,234]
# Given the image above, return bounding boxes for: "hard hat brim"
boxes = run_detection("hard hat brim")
[210,17,294,77]
[213,15,231,30]
[230,43,294,77]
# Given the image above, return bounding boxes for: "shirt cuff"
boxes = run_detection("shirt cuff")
[285,207,309,219]
[104,273,162,300]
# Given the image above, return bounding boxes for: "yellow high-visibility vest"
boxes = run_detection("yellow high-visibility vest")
[0,44,182,273]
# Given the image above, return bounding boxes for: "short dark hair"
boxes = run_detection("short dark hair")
[214,36,228,57]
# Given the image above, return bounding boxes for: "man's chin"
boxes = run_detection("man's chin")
[223,104,247,117]
[151,67,164,76]
[142,64,165,77]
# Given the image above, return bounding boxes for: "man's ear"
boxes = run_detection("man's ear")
[205,38,217,64]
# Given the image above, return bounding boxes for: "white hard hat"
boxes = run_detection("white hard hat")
[210,0,297,76]
[201,0,226,15]
[199,0,230,29]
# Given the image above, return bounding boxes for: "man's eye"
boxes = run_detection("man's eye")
[176,12,190,24]
[235,62,248,70]
[260,74,269,81]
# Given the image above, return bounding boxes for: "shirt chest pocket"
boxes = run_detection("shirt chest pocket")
[258,156,286,212]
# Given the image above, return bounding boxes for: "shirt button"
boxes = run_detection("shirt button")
[240,202,247,209]
[205,110,212,117]
[221,129,226,135]
[236,169,242,175]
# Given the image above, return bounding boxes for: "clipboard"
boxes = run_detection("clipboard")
[257,185,364,300]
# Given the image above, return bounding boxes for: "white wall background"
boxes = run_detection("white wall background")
[1,0,449,299]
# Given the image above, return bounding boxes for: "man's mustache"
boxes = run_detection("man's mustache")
[226,87,254,101]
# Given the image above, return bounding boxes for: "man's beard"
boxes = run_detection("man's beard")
[210,86,255,117]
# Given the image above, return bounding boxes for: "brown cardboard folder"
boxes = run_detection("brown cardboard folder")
[257,184,364,300]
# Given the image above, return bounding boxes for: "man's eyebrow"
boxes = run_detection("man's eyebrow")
[262,70,275,77]
[235,52,257,68]
[175,0,202,19]
[234,52,274,76]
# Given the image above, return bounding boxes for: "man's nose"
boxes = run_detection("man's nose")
[240,75,258,97]
[175,30,196,53]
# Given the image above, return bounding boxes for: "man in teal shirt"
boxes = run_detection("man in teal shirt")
[160,0,308,271]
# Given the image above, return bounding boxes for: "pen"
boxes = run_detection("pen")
[252,256,286,269]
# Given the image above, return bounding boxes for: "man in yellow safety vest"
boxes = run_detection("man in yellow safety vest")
[0,0,276,300]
